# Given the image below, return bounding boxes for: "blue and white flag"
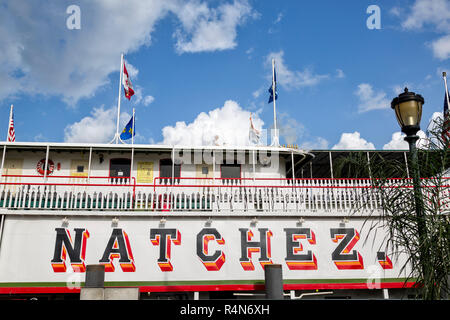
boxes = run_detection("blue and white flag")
[268,68,278,103]
[120,115,135,140]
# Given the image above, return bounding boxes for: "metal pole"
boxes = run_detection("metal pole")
[291,151,295,180]
[271,59,279,147]
[329,151,334,179]
[130,108,135,182]
[264,264,283,299]
[0,145,6,183]
[87,147,92,184]
[405,134,428,284]
[43,145,49,181]
[112,53,124,144]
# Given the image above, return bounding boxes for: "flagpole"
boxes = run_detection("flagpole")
[443,72,450,109]
[130,108,135,184]
[6,105,13,142]
[272,58,279,147]
[111,53,124,144]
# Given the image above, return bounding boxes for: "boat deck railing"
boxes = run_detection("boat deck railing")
[0,175,448,214]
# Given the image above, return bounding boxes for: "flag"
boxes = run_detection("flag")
[249,114,261,144]
[7,105,15,142]
[120,115,135,140]
[122,62,135,100]
[268,67,278,103]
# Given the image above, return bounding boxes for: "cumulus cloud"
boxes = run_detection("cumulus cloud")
[161,100,263,146]
[355,83,390,113]
[0,0,253,105]
[265,51,330,90]
[401,0,450,32]
[64,106,130,143]
[430,35,450,60]
[400,0,450,60]
[382,130,428,150]
[332,132,375,150]
[172,0,256,54]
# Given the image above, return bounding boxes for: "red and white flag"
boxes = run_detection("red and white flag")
[122,62,135,100]
[7,105,15,142]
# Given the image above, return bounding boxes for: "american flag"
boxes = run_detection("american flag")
[7,105,15,142]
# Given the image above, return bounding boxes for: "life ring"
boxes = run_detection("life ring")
[37,159,55,176]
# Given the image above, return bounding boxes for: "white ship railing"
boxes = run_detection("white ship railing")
[0,175,448,214]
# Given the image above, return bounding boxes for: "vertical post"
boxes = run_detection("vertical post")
[87,147,92,184]
[271,59,279,147]
[0,145,6,183]
[329,151,334,179]
[171,147,175,185]
[252,149,256,182]
[85,264,105,288]
[43,145,50,182]
[264,264,283,299]
[213,150,216,185]
[444,72,450,108]
[366,151,372,178]
[404,151,410,178]
[114,53,124,144]
[405,135,428,286]
[81,264,106,300]
[291,151,295,180]
[130,108,135,182]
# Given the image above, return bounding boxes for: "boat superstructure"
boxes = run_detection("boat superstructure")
[0,142,443,300]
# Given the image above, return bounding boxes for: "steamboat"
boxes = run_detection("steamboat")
[0,140,439,300]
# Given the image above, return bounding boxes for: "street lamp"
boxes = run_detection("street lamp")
[391,87,427,283]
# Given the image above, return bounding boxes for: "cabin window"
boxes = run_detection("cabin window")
[110,158,131,183]
[159,159,181,184]
[221,163,241,183]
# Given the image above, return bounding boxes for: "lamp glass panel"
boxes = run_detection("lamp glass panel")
[398,100,419,127]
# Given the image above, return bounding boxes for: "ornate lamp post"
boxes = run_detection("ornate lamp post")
[391,87,428,282]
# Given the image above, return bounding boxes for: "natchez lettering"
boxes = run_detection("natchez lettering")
[51,227,394,273]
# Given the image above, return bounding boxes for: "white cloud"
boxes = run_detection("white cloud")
[161,100,263,146]
[266,51,329,90]
[300,137,329,150]
[173,0,256,54]
[355,83,390,113]
[401,0,450,32]
[276,113,306,145]
[400,0,450,61]
[64,106,130,143]
[430,34,450,60]
[143,95,155,106]
[383,130,428,150]
[0,0,254,105]
[332,132,375,150]
[335,69,345,79]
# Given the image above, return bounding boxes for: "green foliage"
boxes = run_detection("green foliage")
[337,117,450,300]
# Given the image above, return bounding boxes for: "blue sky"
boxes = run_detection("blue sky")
[0,0,449,150]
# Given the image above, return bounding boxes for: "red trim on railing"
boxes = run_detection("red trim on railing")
[0,174,448,190]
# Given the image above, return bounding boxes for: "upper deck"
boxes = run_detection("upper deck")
[0,142,448,216]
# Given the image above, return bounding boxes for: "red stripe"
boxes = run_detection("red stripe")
[0,281,416,294]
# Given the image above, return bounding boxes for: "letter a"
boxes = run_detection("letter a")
[66,5,81,30]
[366,5,381,30]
